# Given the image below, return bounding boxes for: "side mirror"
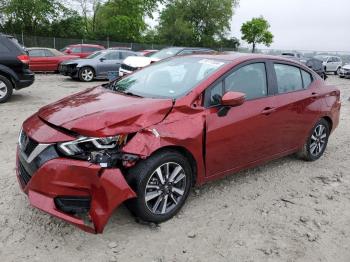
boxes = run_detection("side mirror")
[100,57,106,62]
[66,49,72,54]
[221,91,246,107]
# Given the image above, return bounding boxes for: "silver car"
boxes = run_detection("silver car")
[59,49,139,82]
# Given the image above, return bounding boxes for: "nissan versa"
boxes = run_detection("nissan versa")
[16,54,340,233]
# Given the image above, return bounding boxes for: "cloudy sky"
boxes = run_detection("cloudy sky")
[230,0,350,52]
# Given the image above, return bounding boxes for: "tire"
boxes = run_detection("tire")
[78,66,95,82]
[340,76,345,78]
[125,150,193,223]
[0,75,13,103]
[298,119,330,161]
[335,67,341,75]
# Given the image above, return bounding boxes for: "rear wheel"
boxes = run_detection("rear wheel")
[78,67,95,82]
[126,150,193,223]
[0,75,13,103]
[298,119,330,161]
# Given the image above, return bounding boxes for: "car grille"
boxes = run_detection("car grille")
[121,63,137,72]
[18,159,33,187]
[19,130,38,156]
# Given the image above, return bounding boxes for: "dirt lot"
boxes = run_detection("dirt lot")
[0,74,349,262]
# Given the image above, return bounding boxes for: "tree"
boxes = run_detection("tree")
[158,0,239,47]
[240,16,273,53]
[93,0,162,42]
[1,0,68,36]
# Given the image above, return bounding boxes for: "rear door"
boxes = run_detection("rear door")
[269,62,321,152]
[43,49,59,71]
[28,49,47,71]
[205,61,280,177]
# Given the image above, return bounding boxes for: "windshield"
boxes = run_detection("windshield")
[86,51,104,59]
[106,57,227,99]
[150,47,183,60]
[314,55,329,62]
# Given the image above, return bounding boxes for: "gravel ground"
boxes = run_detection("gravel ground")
[0,74,349,262]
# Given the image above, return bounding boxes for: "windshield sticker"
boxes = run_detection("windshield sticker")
[198,59,224,67]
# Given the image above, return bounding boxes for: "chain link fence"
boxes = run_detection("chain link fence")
[6,33,350,63]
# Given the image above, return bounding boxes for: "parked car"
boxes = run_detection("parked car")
[61,44,105,58]
[59,49,139,82]
[0,34,34,103]
[119,47,215,76]
[16,53,340,233]
[27,47,79,72]
[306,58,327,80]
[314,55,343,75]
[339,64,350,78]
[281,52,307,64]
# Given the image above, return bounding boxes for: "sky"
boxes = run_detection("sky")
[148,0,350,52]
[230,0,350,52]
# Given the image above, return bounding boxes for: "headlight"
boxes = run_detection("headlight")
[58,135,127,156]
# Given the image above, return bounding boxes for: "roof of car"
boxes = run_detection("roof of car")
[68,44,104,47]
[190,52,307,64]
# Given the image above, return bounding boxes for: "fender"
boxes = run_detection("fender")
[0,64,18,83]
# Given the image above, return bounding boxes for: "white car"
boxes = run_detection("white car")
[339,64,350,78]
[119,47,214,76]
[314,55,343,75]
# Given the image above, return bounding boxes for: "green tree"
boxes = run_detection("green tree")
[1,0,69,35]
[158,0,239,47]
[93,0,162,42]
[240,16,273,53]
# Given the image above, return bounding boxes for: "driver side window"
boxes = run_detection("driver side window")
[206,62,268,107]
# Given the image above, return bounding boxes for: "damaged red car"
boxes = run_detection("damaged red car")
[16,53,341,233]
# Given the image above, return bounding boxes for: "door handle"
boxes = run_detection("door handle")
[261,107,276,115]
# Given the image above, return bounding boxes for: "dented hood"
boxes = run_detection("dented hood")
[38,86,173,137]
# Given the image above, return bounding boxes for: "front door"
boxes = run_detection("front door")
[97,51,121,78]
[205,62,280,177]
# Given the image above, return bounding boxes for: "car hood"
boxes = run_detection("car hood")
[38,86,173,137]
[61,58,93,65]
[342,64,350,70]
[123,56,160,68]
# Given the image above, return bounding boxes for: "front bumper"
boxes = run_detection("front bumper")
[16,134,136,233]
[59,64,78,77]
[339,69,350,78]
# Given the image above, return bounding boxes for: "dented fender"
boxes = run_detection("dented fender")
[123,107,208,185]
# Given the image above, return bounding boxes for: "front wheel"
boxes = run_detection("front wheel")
[78,67,95,82]
[0,75,13,103]
[298,119,330,161]
[335,67,341,75]
[126,150,193,223]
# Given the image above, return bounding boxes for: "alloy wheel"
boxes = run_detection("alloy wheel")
[81,69,94,81]
[310,124,327,157]
[145,162,187,215]
[0,80,8,99]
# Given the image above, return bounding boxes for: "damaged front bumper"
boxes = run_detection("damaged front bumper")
[16,146,136,233]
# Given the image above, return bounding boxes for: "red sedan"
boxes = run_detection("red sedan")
[16,53,340,233]
[28,48,79,72]
[61,44,105,58]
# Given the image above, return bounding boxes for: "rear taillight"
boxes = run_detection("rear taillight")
[17,54,30,64]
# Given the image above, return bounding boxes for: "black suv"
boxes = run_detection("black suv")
[0,34,35,103]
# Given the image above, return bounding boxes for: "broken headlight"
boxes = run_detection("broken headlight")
[58,135,127,156]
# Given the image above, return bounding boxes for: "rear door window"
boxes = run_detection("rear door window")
[28,49,46,57]
[301,70,313,88]
[274,64,303,93]
[0,41,10,52]
[120,51,135,59]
